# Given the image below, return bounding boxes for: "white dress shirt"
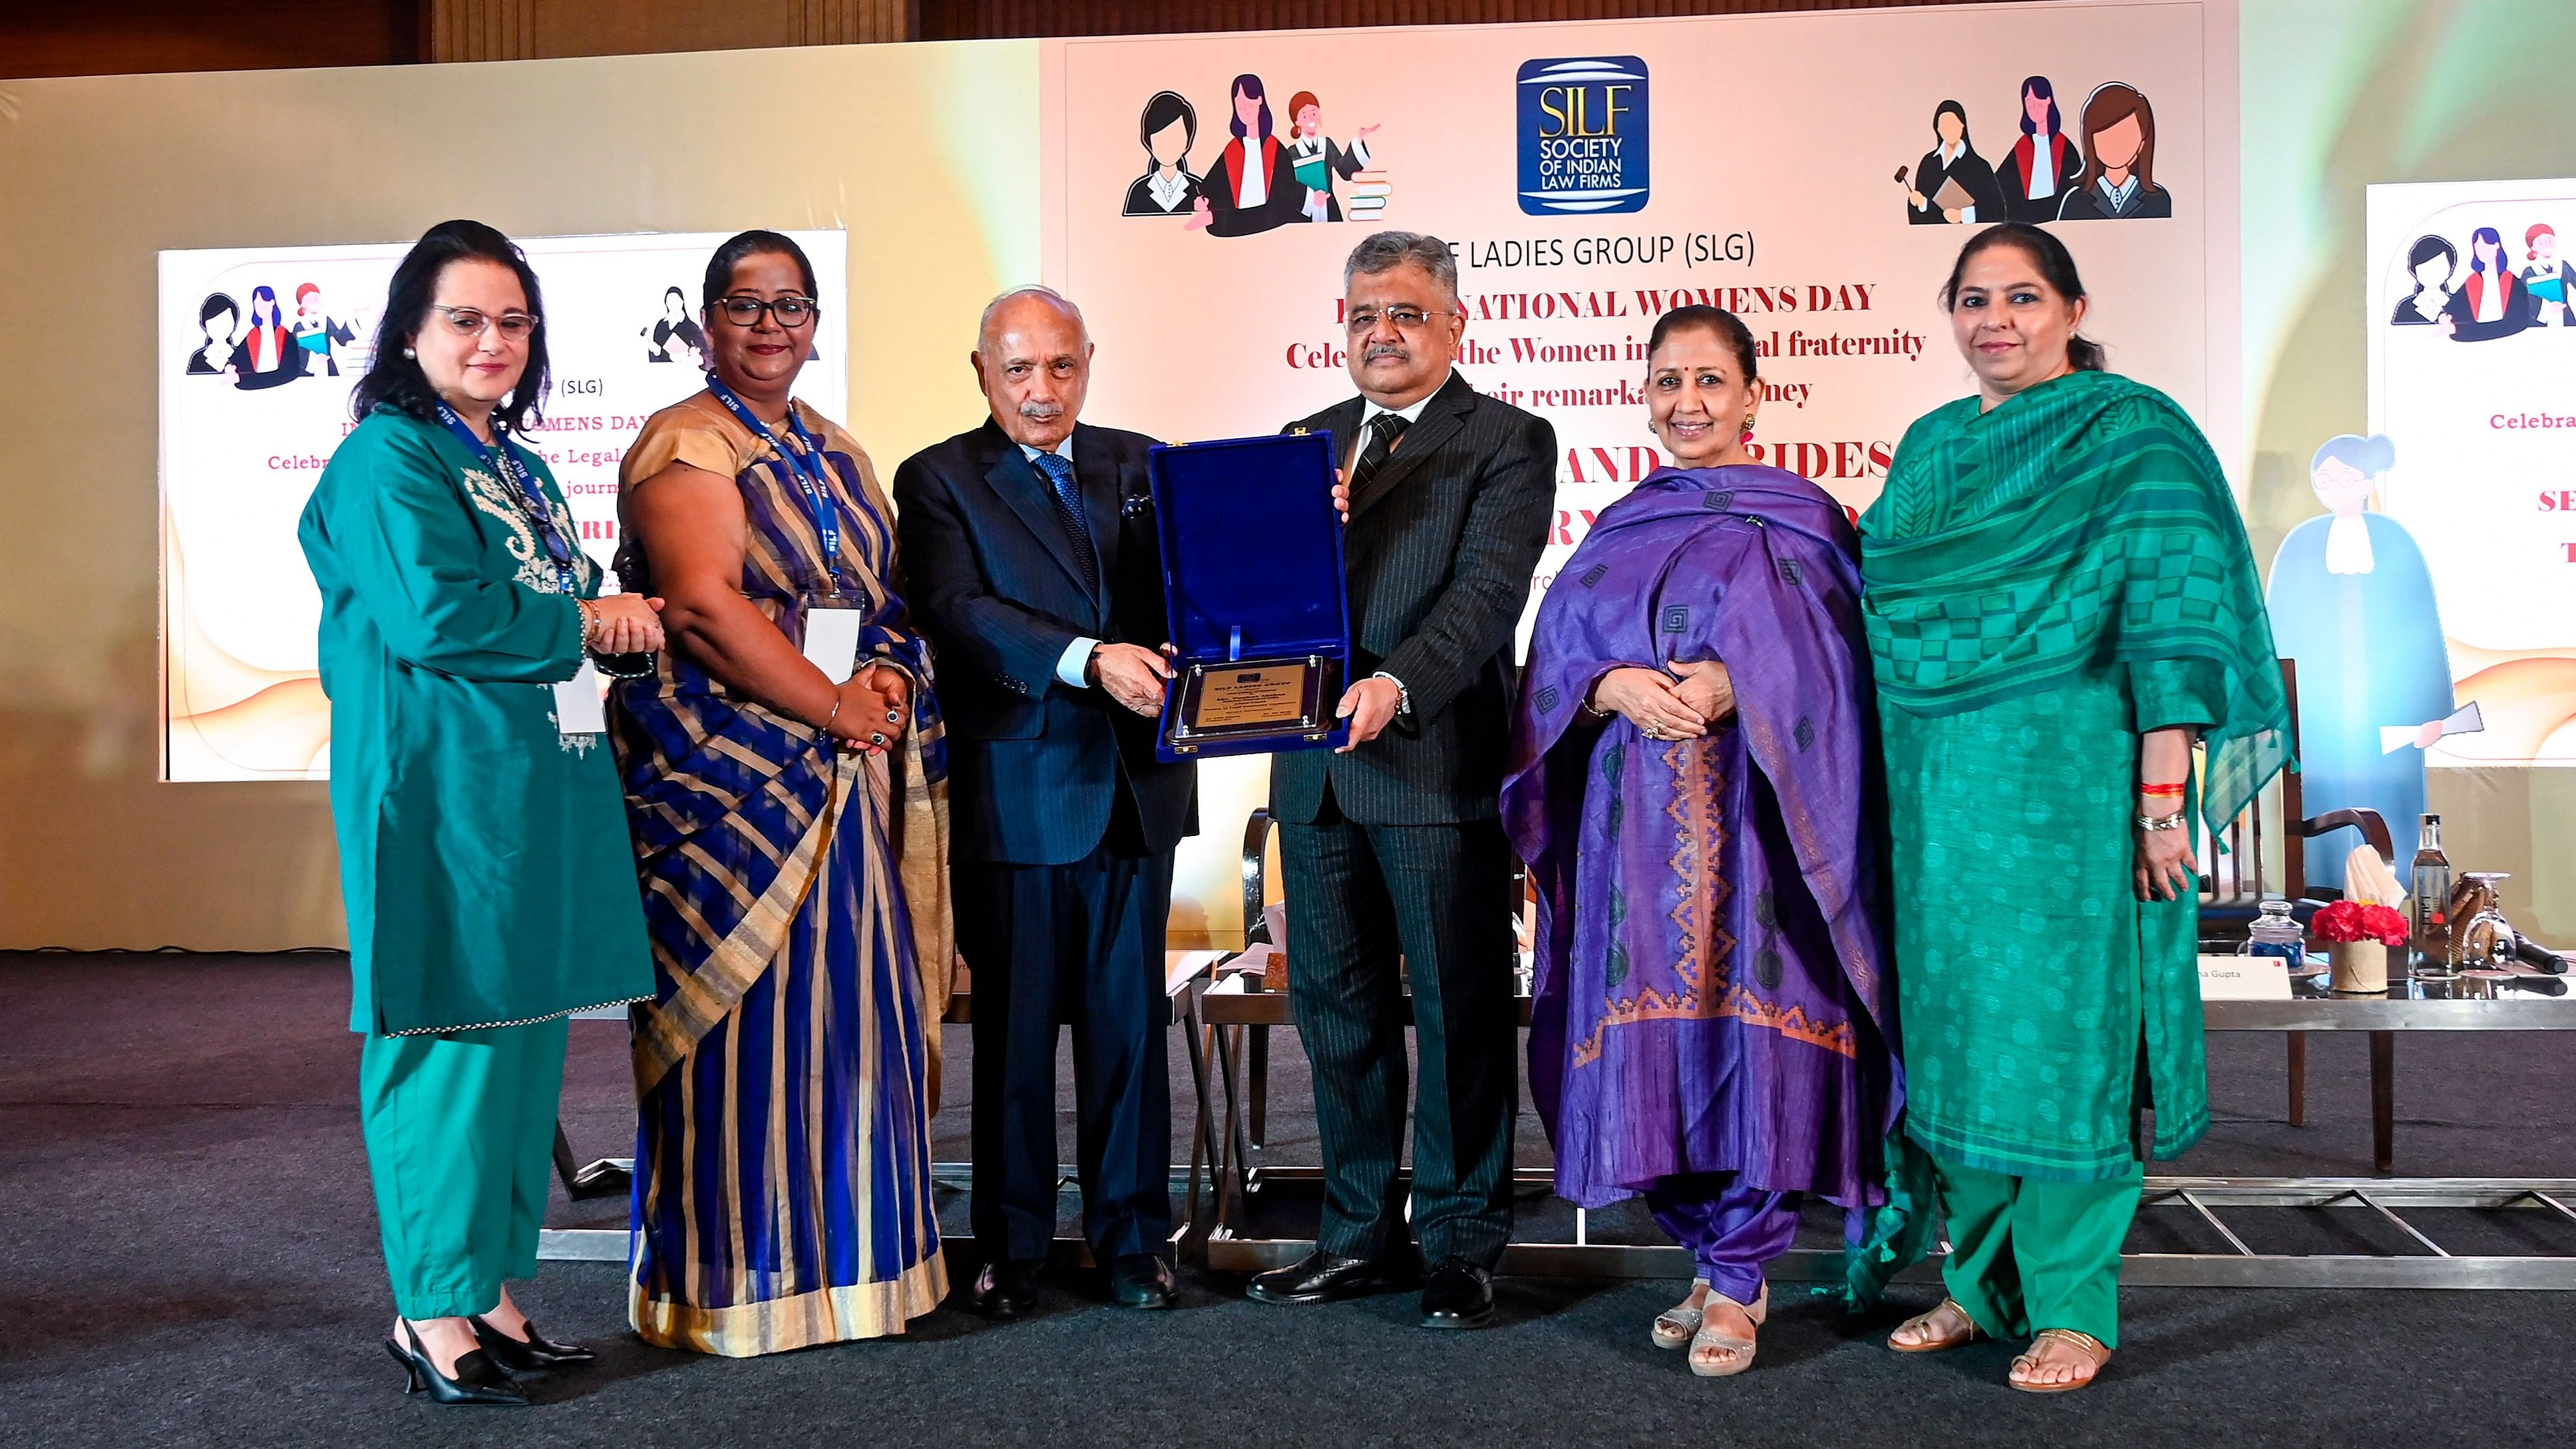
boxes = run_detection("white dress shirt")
[1017,437,1105,690]
[1350,377,1447,712]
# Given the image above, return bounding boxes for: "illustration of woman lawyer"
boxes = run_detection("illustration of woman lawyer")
[2000,76,2082,223]
[1189,73,1306,237]
[233,284,306,390]
[2263,434,2458,889]
[291,282,357,377]
[2390,234,2458,325]
[2056,82,2170,220]
[642,286,708,365]
[1284,90,1380,223]
[1898,100,2002,225]
[1123,90,1204,217]
[2523,223,2573,327]
[188,292,242,377]
[2443,226,2531,341]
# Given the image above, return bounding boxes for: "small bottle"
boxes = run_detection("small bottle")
[2245,899,2307,972]
[2411,813,2454,978]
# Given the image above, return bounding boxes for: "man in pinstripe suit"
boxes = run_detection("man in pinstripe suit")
[1246,232,1556,1329]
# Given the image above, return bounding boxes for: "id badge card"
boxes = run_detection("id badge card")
[552,659,608,737]
[803,605,865,685]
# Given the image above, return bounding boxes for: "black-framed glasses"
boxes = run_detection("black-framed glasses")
[1346,306,1455,335]
[716,295,819,327]
[430,304,539,339]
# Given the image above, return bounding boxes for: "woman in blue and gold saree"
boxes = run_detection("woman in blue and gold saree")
[608,233,952,1356]
[1505,307,1925,1380]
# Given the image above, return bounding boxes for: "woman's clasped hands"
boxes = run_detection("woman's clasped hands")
[1590,659,1736,742]
[584,594,667,655]
[825,662,911,757]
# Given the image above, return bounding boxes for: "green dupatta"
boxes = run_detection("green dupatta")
[1859,370,2293,831]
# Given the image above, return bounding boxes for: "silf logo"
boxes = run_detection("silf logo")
[1517,57,1649,216]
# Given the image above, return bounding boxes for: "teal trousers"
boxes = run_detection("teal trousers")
[1933,1157,2143,1348]
[358,1018,568,1321]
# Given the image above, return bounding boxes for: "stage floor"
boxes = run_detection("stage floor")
[3,951,2571,1447]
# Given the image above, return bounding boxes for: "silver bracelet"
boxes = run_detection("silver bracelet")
[2135,811,2190,832]
[817,694,843,738]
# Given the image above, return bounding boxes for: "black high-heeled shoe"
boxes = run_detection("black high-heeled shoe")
[383,1319,527,1407]
[470,1315,596,1370]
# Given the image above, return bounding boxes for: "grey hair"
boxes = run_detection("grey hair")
[977,284,1090,351]
[1342,231,1459,302]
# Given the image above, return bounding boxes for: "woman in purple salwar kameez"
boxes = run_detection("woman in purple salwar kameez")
[1504,308,1914,1377]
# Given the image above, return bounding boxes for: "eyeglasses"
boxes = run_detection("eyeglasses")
[716,295,819,327]
[1345,306,1455,335]
[429,304,539,340]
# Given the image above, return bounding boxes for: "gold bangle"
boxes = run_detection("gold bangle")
[817,694,842,737]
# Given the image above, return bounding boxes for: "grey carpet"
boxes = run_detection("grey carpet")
[3,952,2573,1448]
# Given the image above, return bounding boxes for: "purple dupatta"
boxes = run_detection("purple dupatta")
[1503,465,1901,1211]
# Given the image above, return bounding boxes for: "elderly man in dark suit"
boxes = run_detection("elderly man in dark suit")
[1246,232,1556,1329]
[892,287,1196,1315]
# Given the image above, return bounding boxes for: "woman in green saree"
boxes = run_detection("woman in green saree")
[301,221,661,1406]
[1860,224,2289,1392]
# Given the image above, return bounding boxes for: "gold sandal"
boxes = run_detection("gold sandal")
[1687,1283,1767,1378]
[2009,1328,2112,1394]
[1887,1297,1985,1353]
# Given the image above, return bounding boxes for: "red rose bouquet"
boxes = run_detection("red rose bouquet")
[2312,899,2409,947]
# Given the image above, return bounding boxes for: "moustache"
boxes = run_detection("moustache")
[1364,342,1409,365]
[1017,401,1065,421]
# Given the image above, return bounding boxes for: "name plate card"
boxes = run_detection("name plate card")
[2197,954,2295,1001]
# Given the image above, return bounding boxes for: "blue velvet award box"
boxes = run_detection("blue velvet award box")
[1149,430,1352,762]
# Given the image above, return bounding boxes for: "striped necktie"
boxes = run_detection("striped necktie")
[1348,410,1411,499]
[1032,449,1099,594]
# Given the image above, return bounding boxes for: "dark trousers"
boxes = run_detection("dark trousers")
[1279,787,1518,1267]
[958,793,1175,1264]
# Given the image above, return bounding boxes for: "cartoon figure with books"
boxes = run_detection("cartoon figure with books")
[1283,90,1380,223]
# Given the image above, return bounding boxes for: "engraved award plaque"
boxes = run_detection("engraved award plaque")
[1149,432,1352,761]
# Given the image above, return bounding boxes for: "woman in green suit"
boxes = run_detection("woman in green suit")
[299,220,661,1406]
[1862,224,2289,1392]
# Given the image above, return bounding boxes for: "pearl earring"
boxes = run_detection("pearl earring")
[403,347,416,359]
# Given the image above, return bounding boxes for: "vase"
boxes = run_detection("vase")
[2329,940,2389,993]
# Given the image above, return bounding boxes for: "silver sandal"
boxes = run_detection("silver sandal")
[1650,1297,1702,1350]
[1688,1283,1768,1378]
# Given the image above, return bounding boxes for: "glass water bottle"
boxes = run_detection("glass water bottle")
[2410,813,2454,978]
[2244,898,2308,973]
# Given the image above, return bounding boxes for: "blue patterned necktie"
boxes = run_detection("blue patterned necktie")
[1033,449,1099,594]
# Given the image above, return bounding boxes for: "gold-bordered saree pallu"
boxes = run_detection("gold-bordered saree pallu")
[610,399,952,1355]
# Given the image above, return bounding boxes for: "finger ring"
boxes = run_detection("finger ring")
[886,710,900,724]
[870,732,886,746]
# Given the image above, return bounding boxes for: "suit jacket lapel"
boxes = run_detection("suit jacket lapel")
[1348,371,1477,520]
[977,420,1091,599]
[1073,423,1120,614]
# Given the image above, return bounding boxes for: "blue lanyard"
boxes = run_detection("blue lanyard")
[435,403,580,598]
[705,376,842,590]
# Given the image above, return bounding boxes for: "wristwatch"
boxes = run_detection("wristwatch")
[1370,670,1411,717]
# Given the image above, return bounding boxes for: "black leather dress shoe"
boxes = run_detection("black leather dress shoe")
[1245,1249,1417,1306]
[1107,1253,1177,1309]
[1419,1255,1495,1329]
[385,1321,526,1407]
[966,1258,1043,1317]
[468,1316,595,1371]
